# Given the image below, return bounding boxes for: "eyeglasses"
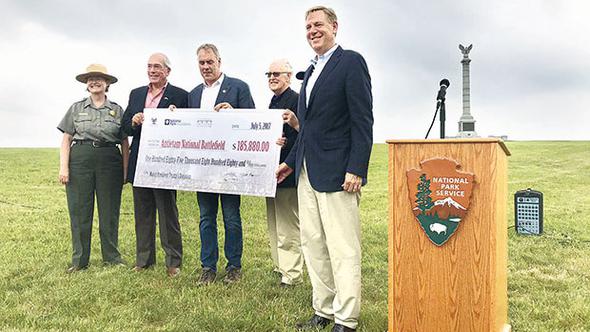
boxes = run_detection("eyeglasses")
[265,72,289,78]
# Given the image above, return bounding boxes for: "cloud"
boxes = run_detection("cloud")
[1,0,589,146]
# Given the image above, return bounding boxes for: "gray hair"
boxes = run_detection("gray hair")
[282,60,293,73]
[161,54,172,69]
[149,52,172,69]
[272,58,293,73]
[196,43,221,60]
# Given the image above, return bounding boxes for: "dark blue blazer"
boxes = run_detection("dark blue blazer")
[188,75,255,109]
[285,46,373,192]
[122,83,188,183]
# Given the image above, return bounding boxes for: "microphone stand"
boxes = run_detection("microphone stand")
[425,79,449,139]
[439,99,445,139]
[425,100,445,139]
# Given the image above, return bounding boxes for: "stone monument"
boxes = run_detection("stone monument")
[458,44,478,137]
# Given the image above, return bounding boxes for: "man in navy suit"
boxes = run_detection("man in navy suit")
[188,43,255,285]
[276,6,373,332]
[122,53,188,278]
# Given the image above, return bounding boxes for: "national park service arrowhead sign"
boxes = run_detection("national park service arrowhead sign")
[406,158,475,246]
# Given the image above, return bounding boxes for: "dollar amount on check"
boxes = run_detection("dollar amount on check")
[133,108,284,197]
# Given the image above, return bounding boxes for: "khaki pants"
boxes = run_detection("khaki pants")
[298,162,361,329]
[266,187,303,285]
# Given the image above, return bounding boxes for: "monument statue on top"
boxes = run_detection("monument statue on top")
[458,44,478,137]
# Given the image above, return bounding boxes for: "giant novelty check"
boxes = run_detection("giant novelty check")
[133,108,284,197]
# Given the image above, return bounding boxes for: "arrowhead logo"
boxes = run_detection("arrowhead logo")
[406,158,475,246]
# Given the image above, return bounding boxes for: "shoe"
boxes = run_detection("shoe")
[223,267,242,284]
[65,265,87,274]
[167,267,180,278]
[131,265,152,272]
[296,314,331,330]
[198,268,216,285]
[332,324,356,332]
[223,267,241,284]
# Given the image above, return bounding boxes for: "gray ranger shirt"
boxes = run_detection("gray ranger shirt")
[58,97,126,143]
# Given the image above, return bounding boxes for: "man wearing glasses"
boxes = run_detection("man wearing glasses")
[265,59,303,287]
[276,6,373,332]
[122,53,188,278]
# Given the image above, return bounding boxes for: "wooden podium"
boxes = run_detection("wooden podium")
[387,139,511,332]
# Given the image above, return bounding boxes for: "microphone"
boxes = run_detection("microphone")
[437,79,450,102]
[426,78,451,139]
[295,71,305,80]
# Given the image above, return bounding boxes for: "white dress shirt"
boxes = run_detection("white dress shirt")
[200,74,225,110]
[305,44,339,107]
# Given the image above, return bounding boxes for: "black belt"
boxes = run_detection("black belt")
[73,140,117,148]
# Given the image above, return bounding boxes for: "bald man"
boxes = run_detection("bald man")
[265,59,303,286]
[122,53,188,278]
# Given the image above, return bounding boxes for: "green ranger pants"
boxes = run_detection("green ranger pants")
[66,144,123,267]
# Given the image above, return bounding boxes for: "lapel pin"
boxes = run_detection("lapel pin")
[109,110,116,117]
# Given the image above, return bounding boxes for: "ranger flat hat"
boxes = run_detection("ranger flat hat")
[76,63,118,84]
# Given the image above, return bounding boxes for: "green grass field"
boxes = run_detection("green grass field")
[0,141,588,331]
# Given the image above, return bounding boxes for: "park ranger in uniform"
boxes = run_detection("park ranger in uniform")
[58,64,129,273]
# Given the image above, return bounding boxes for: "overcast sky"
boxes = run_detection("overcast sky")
[0,0,588,147]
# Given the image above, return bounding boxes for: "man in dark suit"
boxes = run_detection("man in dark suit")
[276,6,373,332]
[122,52,188,278]
[188,43,255,285]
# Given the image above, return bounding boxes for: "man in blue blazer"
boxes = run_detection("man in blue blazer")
[277,6,373,332]
[122,53,188,278]
[188,43,255,285]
